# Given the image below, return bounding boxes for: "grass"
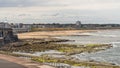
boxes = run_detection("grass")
[57,44,111,55]
[0,38,117,68]
[31,28,75,31]
[86,44,100,47]
[0,39,112,55]
[0,51,118,68]
[32,55,120,68]
[85,44,109,47]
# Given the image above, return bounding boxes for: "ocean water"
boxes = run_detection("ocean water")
[56,29,120,65]
[56,30,120,44]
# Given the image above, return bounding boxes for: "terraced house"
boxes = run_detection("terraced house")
[0,22,18,45]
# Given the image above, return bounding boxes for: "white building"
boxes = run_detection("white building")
[0,22,12,28]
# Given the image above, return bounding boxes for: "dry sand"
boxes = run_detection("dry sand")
[18,30,96,39]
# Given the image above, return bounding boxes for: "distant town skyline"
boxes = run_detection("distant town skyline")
[0,0,120,24]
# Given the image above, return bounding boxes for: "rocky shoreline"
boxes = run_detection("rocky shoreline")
[0,30,120,68]
[0,38,118,68]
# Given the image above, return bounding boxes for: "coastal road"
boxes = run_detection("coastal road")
[0,59,26,68]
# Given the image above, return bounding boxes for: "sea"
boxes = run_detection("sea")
[56,29,120,65]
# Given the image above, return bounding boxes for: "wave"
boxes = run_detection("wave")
[111,42,120,47]
[80,33,117,37]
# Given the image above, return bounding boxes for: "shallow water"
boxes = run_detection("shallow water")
[13,50,63,56]
[56,29,120,65]
[72,45,120,65]
[56,29,120,44]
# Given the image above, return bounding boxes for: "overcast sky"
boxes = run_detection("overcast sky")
[0,0,120,24]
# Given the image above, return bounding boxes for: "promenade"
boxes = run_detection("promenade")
[0,54,54,68]
[0,59,26,68]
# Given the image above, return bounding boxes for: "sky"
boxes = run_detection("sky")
[0,0,120,24]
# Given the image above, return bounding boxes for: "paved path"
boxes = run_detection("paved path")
[0,59,26,68]
[0,54,54,68]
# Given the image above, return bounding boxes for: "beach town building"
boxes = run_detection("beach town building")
[12,21,82,33]
[11,21,120,33]
[0,22,18,45]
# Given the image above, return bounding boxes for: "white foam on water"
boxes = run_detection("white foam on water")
[85,33,117,37]
[13,50,63,56]
[111,42,120,48]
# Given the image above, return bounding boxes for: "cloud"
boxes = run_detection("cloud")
[0,0,30,7]
[0,0,120,10]
[0,0,120,23]
[0,0,67,7]
[18,14,31,17]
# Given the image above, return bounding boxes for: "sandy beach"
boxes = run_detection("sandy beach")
[18,30,96,39]
[1,29,120,68]
[0,30,96,68]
